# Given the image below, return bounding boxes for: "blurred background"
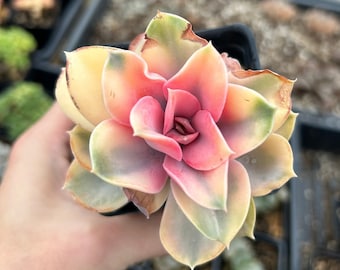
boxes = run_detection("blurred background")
[1,1,340,269]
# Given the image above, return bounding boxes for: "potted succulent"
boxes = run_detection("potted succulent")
[0,81,52,143]
[289,113,340,270]
[54,12,297,269]
[0,25,36,86]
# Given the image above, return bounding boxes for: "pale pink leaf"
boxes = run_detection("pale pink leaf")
[218,84,275,158]
[160,192,225,269]
[103,50,166,126]
[90,119,167,194]
[163,156,228,210]
[64,160,128,213]
[130,96,182,161]
[183,110,233,171]
[164,43,228,121]
[238,134,297,196]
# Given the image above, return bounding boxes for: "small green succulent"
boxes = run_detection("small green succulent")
[0,82,52,142]
[0,26,37,81]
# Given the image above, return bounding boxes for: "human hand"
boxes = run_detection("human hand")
[0,103,165,270]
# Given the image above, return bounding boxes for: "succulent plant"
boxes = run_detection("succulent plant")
[0,26,37,81]
[56,12,297,269]
[0,81,52,142]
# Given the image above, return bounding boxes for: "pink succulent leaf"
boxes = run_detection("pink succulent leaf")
[238,134,297,197]
[229,69,296,131]
[130,96,182,161]
[124,182,169,218]
[236,198,256,239]
[170,160,251,247]
[140,11,208,79]
[221,52,242,72]
[163,89,201,134]
[164,42,228,122]
[65,46,115,125]
[69,125,92,170]
[90,119,168,194]
[129,33,146,53]
[54,11,298,268]
[183,110,233,171]
[218,84,276,159]
[55,68,95,131]
[102,50,166,126]
[275,111,298,140]
[166,128,199,145]
[160,191,225,269]
[64,160,128,213]
[163,156,228,210]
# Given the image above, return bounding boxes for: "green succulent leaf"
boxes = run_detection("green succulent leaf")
[69,125,92,170]
[218,83,276,159]
[239,134,296,197]
[229,69,295,131]
[160,191,225,269]
[124,182,170,218]
[64,160,128,213]
[170,160,251,247]
[275,111,298,140]
[140,11,208,79]
[236,198,256,239]
[65,46,115,126]
[55,68,95,131]
[90,119,168,194]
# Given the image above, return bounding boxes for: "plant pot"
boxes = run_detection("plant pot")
[290,0,340,13]
[25,1,108,98]
[289,112,340,270]
[29,0,83,59]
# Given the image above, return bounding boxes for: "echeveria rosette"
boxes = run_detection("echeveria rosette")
[55,12,297,269]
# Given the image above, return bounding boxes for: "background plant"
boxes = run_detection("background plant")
[0,81,52,142]
[0,26,36,82]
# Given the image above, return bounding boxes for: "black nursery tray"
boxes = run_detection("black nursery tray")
[290,0,340,13]
[289,112,340,270]
[26,0,106,97]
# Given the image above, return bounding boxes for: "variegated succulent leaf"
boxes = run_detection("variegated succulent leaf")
[55,11,297,268]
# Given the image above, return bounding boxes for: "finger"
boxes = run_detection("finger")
[1,103,74,193]
[38,102,74,137]
[26,102,74,155]
[98,211,166,269]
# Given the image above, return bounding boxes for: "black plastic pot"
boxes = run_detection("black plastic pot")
[290,0,340,13]
[26,0,105,97]
[289,112,340,270]
[31,0,83,58]
[197,25,260,70]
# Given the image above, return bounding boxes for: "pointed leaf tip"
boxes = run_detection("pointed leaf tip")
[141,12,208,79]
